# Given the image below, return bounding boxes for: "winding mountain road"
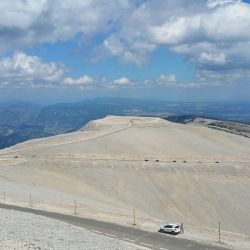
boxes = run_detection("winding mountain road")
[0,203,230,250]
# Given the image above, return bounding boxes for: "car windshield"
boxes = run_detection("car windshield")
[165,225,173,228]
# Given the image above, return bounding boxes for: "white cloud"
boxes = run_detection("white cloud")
[196,68,250,86]
[206,0,240,9]
[0,0,131,52]
[0,1,46,29]
[0,52,64,87]
[140,73,212,89]
[199,52,227,65]
[103,36,125,56]
[63,75,94,85]
[100,0,250,86]
[113,77,131,86]
[103,74,213,90]
[148,15,202,45]
[159,74,177,85]
[1,0,250,88]
[2,1,250,71]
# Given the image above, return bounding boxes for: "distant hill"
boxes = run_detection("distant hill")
[164,114,203,124]
[165,115,250,138]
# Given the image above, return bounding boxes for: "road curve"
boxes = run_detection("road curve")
[0,203,230,250]
[0,121,132,157]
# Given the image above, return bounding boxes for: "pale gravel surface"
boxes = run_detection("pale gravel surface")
[0,116,249,249]
[0,208,147,250]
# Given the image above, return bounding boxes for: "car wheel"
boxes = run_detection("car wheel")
[171,231,175,235]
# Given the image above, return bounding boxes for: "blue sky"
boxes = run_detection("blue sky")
[0,0,250,103]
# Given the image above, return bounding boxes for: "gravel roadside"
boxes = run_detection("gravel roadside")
[0,208,148,250]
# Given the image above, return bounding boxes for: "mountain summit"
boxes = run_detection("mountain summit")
[0,115,249,243]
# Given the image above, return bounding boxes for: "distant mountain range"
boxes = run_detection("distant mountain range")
[0,97,249,149]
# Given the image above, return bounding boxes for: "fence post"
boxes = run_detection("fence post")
[218,221,221,243]
[133,208,136,226]
[74,200,77,215]
[29,193,32,207]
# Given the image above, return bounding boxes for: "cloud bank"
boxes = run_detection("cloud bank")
[0,52,64,88]
[0,0,250,91]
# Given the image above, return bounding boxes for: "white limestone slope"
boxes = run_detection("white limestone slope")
[1,115,249,161]
[0,116,249,249]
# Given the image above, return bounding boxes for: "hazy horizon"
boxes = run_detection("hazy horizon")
[1,96,250,106]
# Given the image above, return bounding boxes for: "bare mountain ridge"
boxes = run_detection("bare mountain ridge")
[165,115,250,138]
[1,99,249,149]
[3,115,249,161]
[0,116,249,248]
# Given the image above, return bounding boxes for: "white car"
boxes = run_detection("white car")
[159,223,181,235]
